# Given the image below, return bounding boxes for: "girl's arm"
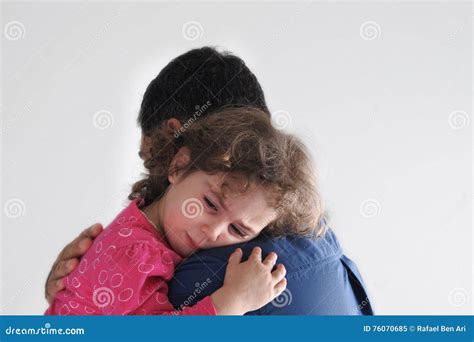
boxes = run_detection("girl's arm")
[46,240,286,316]
[209,247,287,315]
[46,240,217,316]
[138,247,286,316]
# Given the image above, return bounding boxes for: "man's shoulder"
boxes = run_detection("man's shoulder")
[190,228,342,271]
[169,228,372,315]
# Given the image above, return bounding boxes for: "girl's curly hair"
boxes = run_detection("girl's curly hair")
[129,106,327,238]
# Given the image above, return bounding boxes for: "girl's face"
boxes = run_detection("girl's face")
[155,169,277,257]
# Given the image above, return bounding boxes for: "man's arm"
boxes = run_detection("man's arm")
[44,223,103,304]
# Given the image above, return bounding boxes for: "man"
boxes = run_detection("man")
[45,46,373,315]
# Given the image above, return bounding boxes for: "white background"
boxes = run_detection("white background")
[1,1,472,315]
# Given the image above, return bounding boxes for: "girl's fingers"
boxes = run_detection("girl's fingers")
[271,263,286,282]
[273,277,287,297]
[249,247,262,262]
[227,248,243,266]
[262,252,278,268]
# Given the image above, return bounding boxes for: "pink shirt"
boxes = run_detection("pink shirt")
[45,200,217,315]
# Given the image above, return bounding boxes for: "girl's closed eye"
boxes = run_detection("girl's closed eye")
[230,224,247,238]
[204,196,218,211]
[204,195,247,238]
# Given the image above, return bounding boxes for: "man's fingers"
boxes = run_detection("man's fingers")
[79,223,103,239]
[271,263,286,282]
[46,258,78,304]
[46,277,65,304]
[53,258,79,280]
[59,224,102,260]
[45,224,102,304]
[227,248,243,266]
[249,247,262,262]
[60,237,93,260]
[262,252,278,268]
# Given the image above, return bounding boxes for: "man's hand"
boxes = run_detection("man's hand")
[45,223,103,304]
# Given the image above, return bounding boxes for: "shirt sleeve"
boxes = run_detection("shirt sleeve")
[46,239,217,316]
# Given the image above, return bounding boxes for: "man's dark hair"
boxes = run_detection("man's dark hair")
[138,46,269,134]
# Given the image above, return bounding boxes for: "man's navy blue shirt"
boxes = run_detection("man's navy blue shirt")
[168,228,373,315]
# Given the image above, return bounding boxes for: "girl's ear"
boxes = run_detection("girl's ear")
[168,146,191,184]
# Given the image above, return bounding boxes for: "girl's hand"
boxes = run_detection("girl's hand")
[210,247,287,315]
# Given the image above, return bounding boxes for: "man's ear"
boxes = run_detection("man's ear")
[169,146,191,184]
[167,118,182,132]
[139,118,182,161]
[139,135,153,161]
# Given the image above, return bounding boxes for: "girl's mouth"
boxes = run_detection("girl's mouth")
[186,233,200,250]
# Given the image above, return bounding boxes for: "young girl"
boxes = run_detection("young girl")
[45,107,325,315]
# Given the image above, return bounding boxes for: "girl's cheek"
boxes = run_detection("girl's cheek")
[164,207,181,230]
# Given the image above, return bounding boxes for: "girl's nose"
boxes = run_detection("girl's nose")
[200,222,225,242]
